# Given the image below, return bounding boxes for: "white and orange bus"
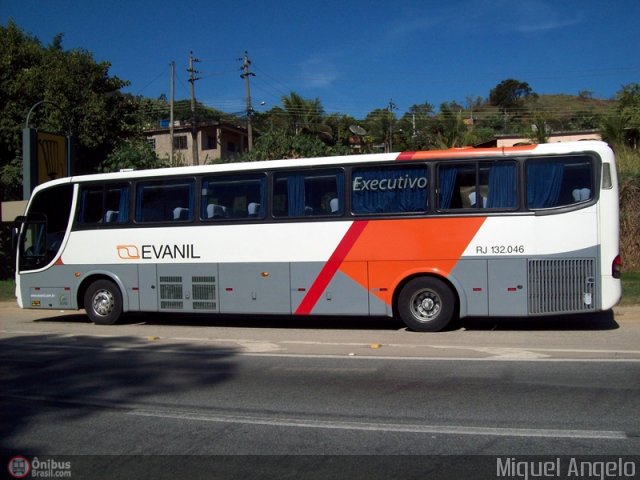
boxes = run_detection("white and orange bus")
[13,140,621,331]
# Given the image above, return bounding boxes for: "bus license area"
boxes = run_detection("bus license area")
[475,245,526,255]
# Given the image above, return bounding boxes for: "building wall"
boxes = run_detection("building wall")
[146,124,247,166]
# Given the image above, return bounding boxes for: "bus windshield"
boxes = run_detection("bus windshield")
[17,183,73,272]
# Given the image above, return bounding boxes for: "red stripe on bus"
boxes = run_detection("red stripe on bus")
[295,221,369,315]
[395,151,417,161]
[396,145,537,161]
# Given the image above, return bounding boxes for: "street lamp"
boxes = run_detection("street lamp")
[23,100,72,199]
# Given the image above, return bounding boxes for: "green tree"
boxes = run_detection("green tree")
[489,78,535,111]
[241,128,348,161]
[527,111,552,144]
[397,103,434,150]
[600,111,631,146]
[617,83,640,111]
[101,138,166,172]
[363,108,396,152]
[0,21,137,200]
[431,102,472,148]
[324,112,359,148]
[281,92,332,141]
[616,83,640,147]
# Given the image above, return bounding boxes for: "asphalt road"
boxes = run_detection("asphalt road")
[2,303,640,478]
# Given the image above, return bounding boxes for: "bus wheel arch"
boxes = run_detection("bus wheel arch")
[393,274,459,332]
[78,275,125,325]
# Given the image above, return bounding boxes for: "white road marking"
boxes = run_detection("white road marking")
[128,409,628,440]
[5,392,629,440]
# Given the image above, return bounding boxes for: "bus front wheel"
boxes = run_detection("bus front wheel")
[397,277,455,332]
[84,279,123,325]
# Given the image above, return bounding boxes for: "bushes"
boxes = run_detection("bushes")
[620,176,640,270]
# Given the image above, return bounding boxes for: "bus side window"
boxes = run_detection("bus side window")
[136,179,194,223]
[104,185,130,223]
[438,162,517,210]
[273,169,344,218]
[351,165,428,214]
[526,156,594,209]
[201,174,265,220]
[77,187,104,223]
[77,184,130,225]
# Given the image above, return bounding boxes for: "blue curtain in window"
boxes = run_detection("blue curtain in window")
[117,187,129,223]
[527,162,564,208]
[438,167,458,209]
[352,168,427,214]
[486,164,517,208]
[287,175,306,216]
[135,185,145,221]
[78,190,89,222]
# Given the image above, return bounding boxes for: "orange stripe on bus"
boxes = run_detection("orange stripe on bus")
[340,217,486,304]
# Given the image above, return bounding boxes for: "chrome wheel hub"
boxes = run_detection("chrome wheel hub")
[93,289,114,316]
[411,289,441,321]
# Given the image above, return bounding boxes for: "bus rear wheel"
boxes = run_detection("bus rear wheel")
[397,277,454,332]
[84,279,123,325]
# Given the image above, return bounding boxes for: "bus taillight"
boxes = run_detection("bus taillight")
[612,255,622,279]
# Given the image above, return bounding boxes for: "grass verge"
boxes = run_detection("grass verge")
[0,279,15,302]
[620,271,640,305]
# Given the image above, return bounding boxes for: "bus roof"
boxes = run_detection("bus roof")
[33,140,613,192]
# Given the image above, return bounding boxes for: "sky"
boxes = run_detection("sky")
[2,0,639,119]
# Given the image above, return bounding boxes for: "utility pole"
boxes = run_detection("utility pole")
[188,51,201,165]
[240,50,255,152]
[387,99,396,153]
[169,60,175,165]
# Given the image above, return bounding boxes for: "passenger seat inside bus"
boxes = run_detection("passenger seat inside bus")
[173,207,190,220]
[247,203,260,217]
[468,191,487,208]
[207,203,227,219]
[572,188,591,202]
[104,210,119,223]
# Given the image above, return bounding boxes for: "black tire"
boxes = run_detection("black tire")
[397,277,455,332]
[84,279,123,325]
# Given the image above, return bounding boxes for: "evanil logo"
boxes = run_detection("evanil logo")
[117,244,140,259]
[117,244,200,260]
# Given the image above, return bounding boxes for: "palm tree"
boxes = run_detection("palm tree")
[528,112,551,144]
[281,92,332,141]
[433,103,470,148]
[600,111,631,147]
[363,108,396,152]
